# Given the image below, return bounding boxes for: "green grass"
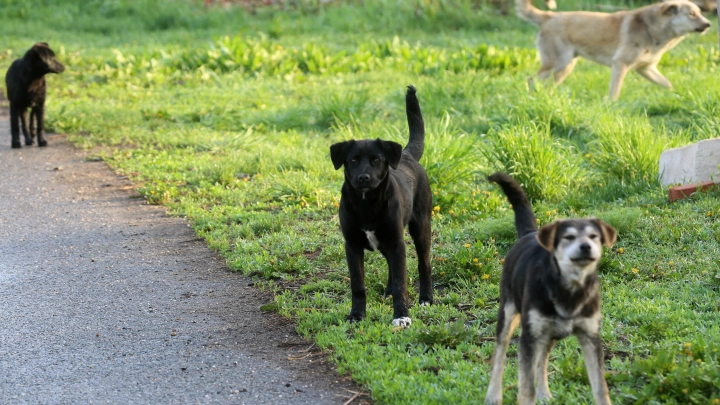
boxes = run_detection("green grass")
[2,0,720,403]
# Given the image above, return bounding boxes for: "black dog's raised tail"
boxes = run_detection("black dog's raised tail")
[404,85,425,161]
[488,172,538,238]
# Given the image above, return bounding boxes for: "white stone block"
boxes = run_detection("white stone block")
[659,138,720,186]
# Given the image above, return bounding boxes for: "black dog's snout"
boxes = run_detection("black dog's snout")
[579,243,591,253]
[357,174,371,183]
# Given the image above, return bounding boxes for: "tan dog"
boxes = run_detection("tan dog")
[517,0,711,100]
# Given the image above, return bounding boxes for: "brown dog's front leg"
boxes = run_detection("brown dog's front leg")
[577,331,612,405]
[345,243,366,322]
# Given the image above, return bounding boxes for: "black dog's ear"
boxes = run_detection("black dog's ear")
[537,221,559,252]
[330,140,353,170]
[592,219,617,248]
[377,139,403,170]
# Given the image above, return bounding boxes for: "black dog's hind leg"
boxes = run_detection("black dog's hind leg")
[32,106,47,147]
[9,104,22,148]
[409,217,433,305]
[20,108,32,146]
[345,242,367,322]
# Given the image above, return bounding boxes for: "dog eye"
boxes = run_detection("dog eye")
[372,158,380,164]
[589,234,599,239]
[350,158,359,165]
[563,235,576,241]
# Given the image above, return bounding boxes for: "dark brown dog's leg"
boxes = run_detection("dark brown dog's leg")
[33,106,47,147]
[19,108,32,146]
[345,243,366,322]
[9,104,22,148]
[535,339,557,401]
[409,217,433,305]
[485,302,520,404]
[380,242,410,326]
[577,331,612,405]
[518,331,538,405]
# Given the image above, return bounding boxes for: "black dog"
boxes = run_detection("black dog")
[5,42,65,148]
[485,172,616,405]
[330,85,433,327]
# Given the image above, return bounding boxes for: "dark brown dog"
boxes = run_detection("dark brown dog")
[485,172,616,405]
[5,43,65,148]
[329,85,433,327]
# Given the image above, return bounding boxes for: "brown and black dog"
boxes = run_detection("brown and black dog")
[485,172,616,405]
[5,43,65,148]
[330,86,433,328]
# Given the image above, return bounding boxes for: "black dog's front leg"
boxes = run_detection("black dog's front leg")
[32,106,47,147]
[9,104,22,148]
[19,108,33,146]
[345,242,366,322]
[381,242,410,326]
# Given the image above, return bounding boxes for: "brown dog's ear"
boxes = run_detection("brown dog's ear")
[537,221,559,252]
[662,3,678,14]
[593,219,617,247]
[330,140,353,170]
[377,139,403,170]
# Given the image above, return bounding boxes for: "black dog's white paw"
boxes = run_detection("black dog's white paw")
[419,301,431,307]
[392,317,412,328]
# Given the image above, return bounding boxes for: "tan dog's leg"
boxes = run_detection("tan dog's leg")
[485,303,520,405]
[538,63,555,81]
[534,339,556,402]
[635,65,673,89]
[577,331,612,405]
[609,62,630,100]
[554,58,578,85]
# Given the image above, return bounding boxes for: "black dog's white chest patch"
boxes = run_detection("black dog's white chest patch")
[364,230,380,251]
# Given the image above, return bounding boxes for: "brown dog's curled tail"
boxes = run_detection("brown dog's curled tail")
[488,172,538,238]
[404,85,425,161]
[516,0,552,26]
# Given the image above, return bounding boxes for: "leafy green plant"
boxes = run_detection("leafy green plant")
[481,122,587,202]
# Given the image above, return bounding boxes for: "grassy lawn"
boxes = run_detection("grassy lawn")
[2,0,720,403]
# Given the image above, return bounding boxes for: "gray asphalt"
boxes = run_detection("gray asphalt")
[0,108,368,404]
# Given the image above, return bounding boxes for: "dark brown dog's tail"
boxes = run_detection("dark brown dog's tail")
[404,85,425,161]
[488,172,538,238]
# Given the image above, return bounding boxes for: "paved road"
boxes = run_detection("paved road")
[0,109,367,404]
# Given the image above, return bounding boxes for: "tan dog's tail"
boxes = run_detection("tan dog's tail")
[516,0,552,26]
